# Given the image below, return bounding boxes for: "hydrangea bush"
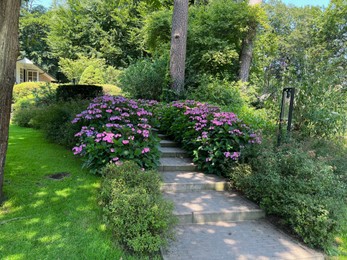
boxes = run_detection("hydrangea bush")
[155,100,261,175]
[72,96,160,174]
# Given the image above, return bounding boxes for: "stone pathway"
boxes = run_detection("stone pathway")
[158,135,324,260]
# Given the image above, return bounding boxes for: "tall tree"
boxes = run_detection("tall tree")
[239,0,262,82]
[0,0,21,202]
[170,0,189,95]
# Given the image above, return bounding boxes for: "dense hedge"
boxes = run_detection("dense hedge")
[56,84,103,101]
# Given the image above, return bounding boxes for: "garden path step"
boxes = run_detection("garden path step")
[159,147,189,158]
[159,157,197,171]
[161,220,324,260]
[164,190,265,224]
[161,171,227,192]
[160,139,179,147]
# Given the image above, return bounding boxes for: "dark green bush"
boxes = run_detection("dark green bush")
[117,57,168,101]
[100,162,176,254]
[56,84,103,101]
[229,140,347,251]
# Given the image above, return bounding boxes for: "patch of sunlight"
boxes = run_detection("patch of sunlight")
[55,188,71,198]
[31,200,44,208]
[78,182,100,190]
[25,218,40,225]
[25,231,37,239]
[76,205,93,212]
[6,253,25,260]
[38,234,62,243]
[0,204,23,217]
[43,216,53,225]
[35,191,48,197]
[99,224,107,232]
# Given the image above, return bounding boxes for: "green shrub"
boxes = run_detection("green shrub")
[56,84,103,101]
[79,65,105,84]
[12,106,40,127]
[30,100,89,147]
[187,77,244,108]
[117,57,168,101]
[100,162,176,254]
[229,140,347,251]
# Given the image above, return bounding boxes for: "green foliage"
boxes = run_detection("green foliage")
[100,162,176,254]
[19,7,58,76]
[143,0,266,86]
[30,100,89,147]
[47,0,164,68]
[252,1,347,138]
[187,77,244,108]
[12,106,41,128]
[118,57,168,100]
[56,84,103,101]
[79,65,105,85]
[103,66,121,85]
[58,55,106,83]
[12,98,89,147]
[13,82,58,103]
[142,10,171,54]
[99,84,122,96]
[229,140,347,251]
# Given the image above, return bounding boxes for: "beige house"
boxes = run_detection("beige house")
[15,57,56,84]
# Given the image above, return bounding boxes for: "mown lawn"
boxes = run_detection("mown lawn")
[0,125,140,259]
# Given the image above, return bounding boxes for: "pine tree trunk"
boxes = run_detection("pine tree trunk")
[239,0,262,82]
[170,0,189,96]
[0,0,21,202]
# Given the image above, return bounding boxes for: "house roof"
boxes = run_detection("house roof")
[17,57,57,81]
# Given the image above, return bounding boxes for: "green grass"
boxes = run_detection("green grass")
[0,125,140,260]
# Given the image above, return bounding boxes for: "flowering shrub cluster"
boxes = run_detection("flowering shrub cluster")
[72,95,160,174]
[156,100,261,175]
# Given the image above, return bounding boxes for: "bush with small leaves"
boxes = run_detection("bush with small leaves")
[100,162,176,255]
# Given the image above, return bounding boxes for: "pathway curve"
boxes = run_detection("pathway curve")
[158,135,324,260]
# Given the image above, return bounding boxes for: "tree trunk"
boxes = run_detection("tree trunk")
[170,0,189,96]
[239,0,262,82]
[0,0,21,202]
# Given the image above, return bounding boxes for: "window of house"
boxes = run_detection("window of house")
[27,70,38,82]
[20,68,24,83]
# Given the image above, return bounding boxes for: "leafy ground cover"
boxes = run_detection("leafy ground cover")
[0,125,147,260]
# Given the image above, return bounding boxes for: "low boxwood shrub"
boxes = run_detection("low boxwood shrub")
[72,96,160,174]
[229,141,347,251]
[100,161,176,254]
[56,84,103,101]
[155,100,261,175]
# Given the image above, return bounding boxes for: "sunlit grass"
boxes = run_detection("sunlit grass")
[0,125,143,259]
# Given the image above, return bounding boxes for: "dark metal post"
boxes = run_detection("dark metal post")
[278,88,295,146]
